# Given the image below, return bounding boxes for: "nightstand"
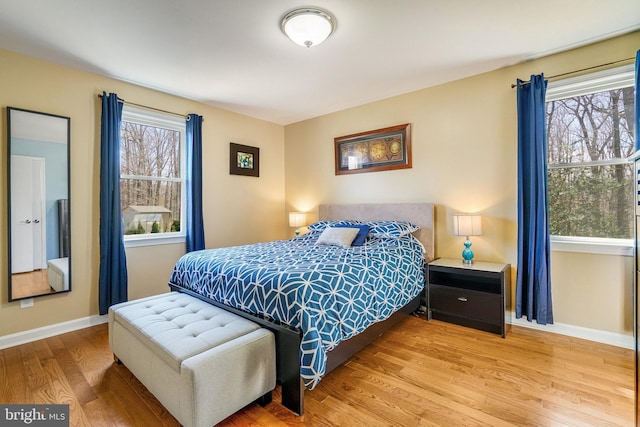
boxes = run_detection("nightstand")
[427,258,511,338]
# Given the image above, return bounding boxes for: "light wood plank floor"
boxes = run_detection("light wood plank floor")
[11,270,54,299]
[0,317,634,426]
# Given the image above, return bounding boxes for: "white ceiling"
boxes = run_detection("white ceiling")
[10,109,68,144]
[1,0,639,125]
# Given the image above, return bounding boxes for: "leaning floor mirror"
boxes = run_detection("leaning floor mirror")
[6,107,71,301]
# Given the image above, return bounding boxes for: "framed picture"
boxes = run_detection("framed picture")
[229,143,260,177]
[334,123,412,175]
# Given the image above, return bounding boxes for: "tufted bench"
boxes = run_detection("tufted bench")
[108,292,276,427]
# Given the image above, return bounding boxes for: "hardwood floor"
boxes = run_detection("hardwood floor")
[0,317,634,426]
[11,270,53,299]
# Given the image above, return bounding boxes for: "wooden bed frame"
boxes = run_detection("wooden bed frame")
[169,203,435,416]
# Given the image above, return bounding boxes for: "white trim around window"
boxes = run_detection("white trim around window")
[551,235,633,256]
[546,64,634,101]
[547,64,635,257]
[121,105,187,247]
[124,233,185,248]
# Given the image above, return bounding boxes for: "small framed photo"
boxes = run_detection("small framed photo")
[334,123,412,175]
[229,143,260,177]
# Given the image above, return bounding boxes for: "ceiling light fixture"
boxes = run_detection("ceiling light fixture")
[281,7,336,48]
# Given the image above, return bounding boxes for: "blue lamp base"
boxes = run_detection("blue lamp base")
[462,238,474,265]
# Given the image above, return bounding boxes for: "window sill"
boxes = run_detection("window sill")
[551,236,633,257]
[124,234,186,248]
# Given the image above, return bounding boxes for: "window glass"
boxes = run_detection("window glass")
[120,107,185,239]
[546,66,635,240]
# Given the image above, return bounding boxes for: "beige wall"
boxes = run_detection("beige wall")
[1,31,638,340]
[551,252,633,333]
[0,48,285,336]
[285,31,640,336]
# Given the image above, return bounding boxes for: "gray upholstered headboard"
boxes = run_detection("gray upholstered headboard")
[318,203,435,261]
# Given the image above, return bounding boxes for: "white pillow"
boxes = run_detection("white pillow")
[316,227,359,248]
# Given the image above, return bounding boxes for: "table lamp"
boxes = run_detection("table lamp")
[453,214,482,265]
[289,212,306,236]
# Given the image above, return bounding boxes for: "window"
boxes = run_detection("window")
[120,106,186,246]
[545,65,635,254]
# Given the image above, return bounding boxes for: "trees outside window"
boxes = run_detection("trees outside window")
[546,66,635,240]
[120,107,185,239]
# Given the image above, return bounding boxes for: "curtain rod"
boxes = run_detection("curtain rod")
[97,93,202,121]
[511,56,636,88]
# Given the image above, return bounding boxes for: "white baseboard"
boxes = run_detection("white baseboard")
[508,312,634,350]
[0,314,108,350]
[0,312,634,351]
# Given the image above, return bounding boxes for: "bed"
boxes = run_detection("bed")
[47,257,69,291]
[168,203,435,415]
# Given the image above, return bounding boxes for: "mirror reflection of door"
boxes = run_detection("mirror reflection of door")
[7,107,71,301]
[10,156,46,273]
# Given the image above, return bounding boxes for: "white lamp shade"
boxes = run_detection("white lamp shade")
[281,8,335,47]
[289,212,306,228]
[453,214,482,236]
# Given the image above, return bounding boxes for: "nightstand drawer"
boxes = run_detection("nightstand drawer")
[430,284,501,324]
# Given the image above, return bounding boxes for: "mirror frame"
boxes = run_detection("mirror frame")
[6,107,71,301]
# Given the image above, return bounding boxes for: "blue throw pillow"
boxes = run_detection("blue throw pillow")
[334,224,370,246]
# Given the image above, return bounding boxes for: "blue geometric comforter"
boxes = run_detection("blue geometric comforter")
[168,230,425,389]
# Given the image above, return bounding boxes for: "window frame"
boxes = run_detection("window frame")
[545,64,635,256]
[120,106,186,248]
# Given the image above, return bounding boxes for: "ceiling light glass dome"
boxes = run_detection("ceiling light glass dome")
[281,8,336,48]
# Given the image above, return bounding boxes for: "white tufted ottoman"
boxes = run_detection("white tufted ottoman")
[108,292,276,427]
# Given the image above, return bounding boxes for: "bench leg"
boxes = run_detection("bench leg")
[255,391,272,407]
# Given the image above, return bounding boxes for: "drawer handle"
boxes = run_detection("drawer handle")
[457,297,468,302]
